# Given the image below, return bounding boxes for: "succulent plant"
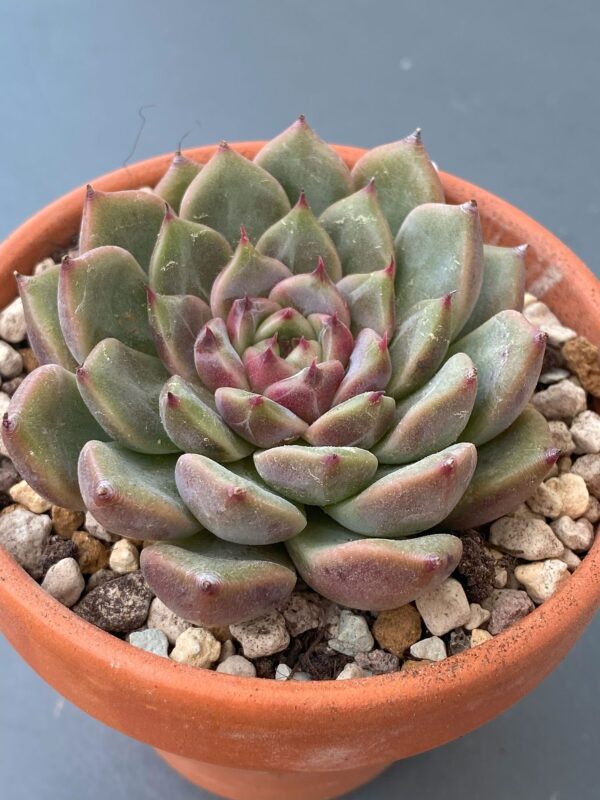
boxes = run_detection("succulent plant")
[4,117,556,627]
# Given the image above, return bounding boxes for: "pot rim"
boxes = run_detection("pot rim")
[0,140,599,718]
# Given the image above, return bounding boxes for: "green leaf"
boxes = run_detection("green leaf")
[304,390,395,448]
[147,290,211,382]
[153,153,202,213]
[337,260,395,338]
[215,388,308,448]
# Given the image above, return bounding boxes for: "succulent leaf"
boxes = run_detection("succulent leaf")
[148,208,232,302]
[319,181,394,275]
[194,318,250,393]
[461,244,527,335]
[141,533,296,627]
[254,116,353,215]
[332,328,392,405]
[443,407,557,529]
[337,260,396,338]
[180,142,291,246]
[387,295,453,400]
[325,443,477,537]
[264,359,345,424]
[256,192,342,280]
[286,514,462,611]
[308,313,354,367]
[16,267,77,370]
[226,296,281,355]
[351,130,445,234]
[153,153,202,213]
[254,445,378,505]
[77,338,177,454]
[303,390,395,448]
[175,454,306,545]
[395,202,483,338]
[1,365,109,510]
[79,187,165,271]
[215,388,308,448]
[254,307,315,342]
[269,258,351,326]
[243,337,296,393]
[159,375,253,462]
[147,290,211,382]
[374,353,478,464]
[58,246,155,364]
[78,440,199,540]
[449,310,546,445]
[285,337,322,369]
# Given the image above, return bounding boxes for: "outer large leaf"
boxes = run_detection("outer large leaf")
[147,290,211,382]
[16,267,77,370]
[304,391,395,448]
[58,246,154,363]
[79,187,165,271]
[351,130,444,234]
[449,310,546,445]
[337,261,395,338]
[77,338,178,454]
[153,152,202,213]
[1,365,109,509]
[325,443,477,537]
[175,454,306,545]
[286,513,462,611]
[78,440,199,540]
[395,201,483,338]
[141,534,296,627]
[180,142,290,246]
[254,116,353,215]
[443,407,557,529]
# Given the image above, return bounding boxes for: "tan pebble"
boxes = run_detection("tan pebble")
[415,578,470,637]
[514,559,570,604]
[20,347,39,373]
[401,659,434,673]
[170,627,221,668]
[489,517,563,560]
[72,530,109,574]
[562,336,600,398]
[509,503,543,521]
[557,456,573,473]
[571,455,600,498]
[571,410,600,454]
[548,421,576,455]
[372,605,422,657]
[583,495,600,523]
[216,655,256,677]
[51,505,85,538]
[470,629,493,647]
[109,539,140,573]
[546,474,590,518]
[9,481,51,514]
[559,547,582,572]
[41,557,84,607]
[550,516,594,551]
[207,625,232,643]
[526,481,563,518]
[464,603,491,631]
[336,662,368,680]
[218,639,236,662]
[147,597,192,645]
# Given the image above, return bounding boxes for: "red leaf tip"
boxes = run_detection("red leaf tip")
[439,457,456,477]
[545,447,561,465]
[368,390,385,405]
[296,190,309,209]
[239,224,249,244]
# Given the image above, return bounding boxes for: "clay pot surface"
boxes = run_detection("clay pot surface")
[0,142,599,800]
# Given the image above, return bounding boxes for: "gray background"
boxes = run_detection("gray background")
[0,1,599,798]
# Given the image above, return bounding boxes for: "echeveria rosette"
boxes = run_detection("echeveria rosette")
[3,117,557,628]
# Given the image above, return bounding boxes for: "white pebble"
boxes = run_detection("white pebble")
[0,341,22,379]
[147,597,192,645]
[109,539,139,573]
[328,610,374,656]
[523,301,577,347]
[336,662,369,680]
[291,671,312,682]
[9,481,51,514]
[583,495,600,523]
[514,559,570,604]
[470,629,493,647]
[128,628,169,657]
[33,258,56,276]
[559,547,582,571]
[0,298,27,343]
[548,420,576,455]
[216,655,256,677]
[570,411,600,454]
[230,611,290,658]
[531,380,587,422]
[0,505,51,575]
[415,578,470,636]
[550,516,594,552]
[489,517,564,560]
[170,627,221,668]
[526,481,563,518]
[218,639,236,662]
[275,663,292,681]
[546,474,590,518]
[41,557,84,607]
[464,603,491,631]
[280,593,322,636]
[409,636,447,661]
[84,511,116,543]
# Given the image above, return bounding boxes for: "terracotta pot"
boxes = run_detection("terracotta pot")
[0,142,599,800]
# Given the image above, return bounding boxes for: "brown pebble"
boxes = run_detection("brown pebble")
[72,570,153,633]
[207,625,232,643]
[562,337,600,398]
[487,589,535,635]
[19,347,39,373]
[401,659,434,673]
[456,530,496,603]
[372,605,422,657]
[72,530,109,574]
[39,535,78,577]
[51,505,85,538]
[355,649,399,674]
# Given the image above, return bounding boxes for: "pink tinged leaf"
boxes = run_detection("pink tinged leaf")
[443,407,555,529]
[159,375,253,462]
[254,115,353,216]
[79,187,166,271]
[242,338,296,394]
[285,337,322,369]
[141,534,296,627]
[460,243,527,335]
[147,290,211,382]
[58,246,155,364]
[76,338,178,455]
[286,514,462,611]
[318,180,394,276]
[1,365,109,510]
[16,267,77,370]
[374,353,478,464]
[153,152,202,213]
[78,440,200,541]
[179,142,291,247]
[175,454,306,546]
[209,229,292,319]
[395,201,483,339]
[226,296,281,355]
[254,445,378,505]
[308,313,354,367]
[194,318,250,392]
[331,328,392,406]
[325,442,478,538]
[303,391,395,448]
[351,128,445,234]
[387,295,453,400]
[449,309,546,445]
[268,258,351,327]
[254,306,315,342]
[265,359,345,424]
[337,259,396,338]
[215,388,308,448]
